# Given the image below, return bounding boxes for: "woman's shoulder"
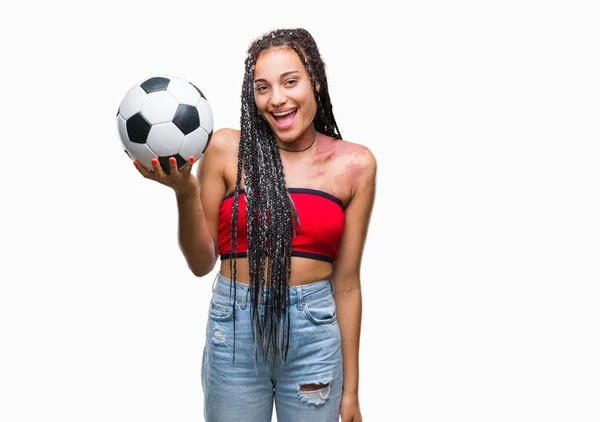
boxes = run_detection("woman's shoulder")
[200,128,242,189]
[200,128,241,172]
[328,135,377,174]
[206,128,241,154]
[326,136,376,205]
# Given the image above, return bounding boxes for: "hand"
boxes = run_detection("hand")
[340,393,362,422]
[134,156,199,198]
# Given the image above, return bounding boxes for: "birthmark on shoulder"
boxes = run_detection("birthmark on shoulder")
[334,144,374,189]
[342,144,371,168]
[312,149,336,164]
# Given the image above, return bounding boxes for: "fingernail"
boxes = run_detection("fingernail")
[189,156,195,163]
[169,157,175,163]
[133,161,139,168]
[151,158,158,165]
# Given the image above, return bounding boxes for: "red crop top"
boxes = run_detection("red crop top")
[218,188,345,263]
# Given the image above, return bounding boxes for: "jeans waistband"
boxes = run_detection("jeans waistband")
[212,272,334,306]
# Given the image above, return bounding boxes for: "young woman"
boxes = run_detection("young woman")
[134,27,375,422]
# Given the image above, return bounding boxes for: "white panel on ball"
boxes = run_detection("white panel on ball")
[167,78,201,106]
[146,122,185,157]
[140,91,179,125]
[180,127,209,160]
[116,115,130,149]
[127,143,158,171]
[197,97,214,134]
[119,86,146,120]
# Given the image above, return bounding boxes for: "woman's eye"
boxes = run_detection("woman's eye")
[255,86,267,92]
[285,79,297,86]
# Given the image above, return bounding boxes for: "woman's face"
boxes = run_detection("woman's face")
[253,47,318,144]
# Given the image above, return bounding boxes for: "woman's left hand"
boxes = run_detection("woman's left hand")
[340,393,362,422]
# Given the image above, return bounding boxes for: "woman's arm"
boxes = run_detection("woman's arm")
[157,129,230,277]
[175,188,217,277]
[331,145,377,402]
[177,129,230,277]
[134,129,231,278]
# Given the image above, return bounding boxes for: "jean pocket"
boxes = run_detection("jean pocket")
[208,294,234,321]
[303,293,337,325]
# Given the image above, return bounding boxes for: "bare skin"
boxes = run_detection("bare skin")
[205,127,374,286]
[132,127,374,285]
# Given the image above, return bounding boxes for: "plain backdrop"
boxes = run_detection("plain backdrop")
[1,0,599,421]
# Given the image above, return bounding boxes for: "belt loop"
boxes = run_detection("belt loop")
[240,283,248,309]
[296,286,304,310]
[329,277,334,294]
[212,273,218,292]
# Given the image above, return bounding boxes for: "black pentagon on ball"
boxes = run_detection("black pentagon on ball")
[141,77,170,93]
[158,154,187,173]
[189,82,206,99]
[173,104,200,135]
[126,113,151,144]
[202,130,213,154]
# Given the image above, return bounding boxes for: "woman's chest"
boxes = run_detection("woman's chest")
[283,159,353,207]
[224,149,357,207]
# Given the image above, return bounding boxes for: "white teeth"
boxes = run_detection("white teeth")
[272,109,295,117]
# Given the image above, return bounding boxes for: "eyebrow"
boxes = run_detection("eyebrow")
[254,70,300,83]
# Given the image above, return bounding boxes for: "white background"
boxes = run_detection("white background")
[1,0,599,421]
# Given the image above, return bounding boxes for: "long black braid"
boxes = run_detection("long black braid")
[229,28,343,364]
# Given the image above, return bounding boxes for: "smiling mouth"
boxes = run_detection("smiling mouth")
[270,109,297,129]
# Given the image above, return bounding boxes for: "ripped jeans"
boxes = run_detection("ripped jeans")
[201,273,343,422]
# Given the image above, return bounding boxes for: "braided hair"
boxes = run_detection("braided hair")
[229,28,342,363]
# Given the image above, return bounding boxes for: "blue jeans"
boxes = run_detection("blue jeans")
[201,273,343,421]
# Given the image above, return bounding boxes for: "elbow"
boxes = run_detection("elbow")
[188,258,217,278]
[179,240,219,278]
[190,266,207,278]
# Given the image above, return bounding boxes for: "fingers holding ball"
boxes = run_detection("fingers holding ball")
[133,160,156,181]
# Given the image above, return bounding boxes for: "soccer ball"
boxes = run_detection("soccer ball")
[116,75,213,172]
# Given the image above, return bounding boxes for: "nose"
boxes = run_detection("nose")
[270,86,287,109]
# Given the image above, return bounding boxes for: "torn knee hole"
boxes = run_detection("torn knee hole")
[297,382,331,405]
[299,383,329,392]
